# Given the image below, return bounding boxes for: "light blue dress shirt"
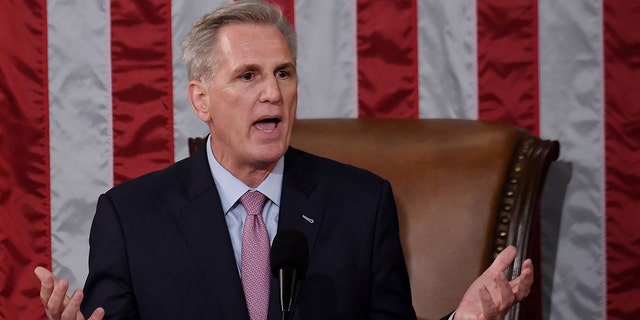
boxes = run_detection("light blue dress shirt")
[205,136,283,274]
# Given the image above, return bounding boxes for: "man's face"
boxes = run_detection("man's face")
[191,23,297,174]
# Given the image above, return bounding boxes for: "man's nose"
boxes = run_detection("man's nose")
[259,75,283,104]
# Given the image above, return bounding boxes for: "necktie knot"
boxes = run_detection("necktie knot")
[240,191,266,216]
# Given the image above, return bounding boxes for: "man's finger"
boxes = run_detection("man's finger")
[60,290,83,320]
[47,279,70,316]
[510,259,534,301]
[87,307,105,320]
[34,267,55,306]
[488,246,517,274]
[493,273,515,311]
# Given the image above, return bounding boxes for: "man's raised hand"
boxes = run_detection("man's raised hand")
[34,266,105,320]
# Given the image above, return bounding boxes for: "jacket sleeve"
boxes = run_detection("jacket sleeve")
[80,193,140,319]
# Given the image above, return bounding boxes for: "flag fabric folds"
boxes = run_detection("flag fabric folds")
[0,0,638,319]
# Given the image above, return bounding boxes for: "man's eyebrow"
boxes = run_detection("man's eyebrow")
[276,62,296,70]
[233,64,260,74]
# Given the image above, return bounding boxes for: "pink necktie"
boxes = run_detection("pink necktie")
[240,191,270,320]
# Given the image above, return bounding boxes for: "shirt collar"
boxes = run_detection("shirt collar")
[205,135,283,214]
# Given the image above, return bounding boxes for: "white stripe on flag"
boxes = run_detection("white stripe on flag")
[295,0,358,119]
[171,0,224,161]
[48,0,113,291]
[539,0,606,318]
[418,0,478,119]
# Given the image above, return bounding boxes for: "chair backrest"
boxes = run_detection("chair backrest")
[189,118,560,320]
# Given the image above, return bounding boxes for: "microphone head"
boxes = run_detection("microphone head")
[270,229,309,278]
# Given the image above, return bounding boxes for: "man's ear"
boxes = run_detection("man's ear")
[188,80,211,122]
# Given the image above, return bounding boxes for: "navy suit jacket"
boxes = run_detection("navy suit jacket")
[81,144,416,319]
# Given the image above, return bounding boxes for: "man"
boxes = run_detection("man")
[35,1,533,319]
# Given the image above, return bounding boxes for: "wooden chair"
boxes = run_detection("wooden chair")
[189,118,560,320]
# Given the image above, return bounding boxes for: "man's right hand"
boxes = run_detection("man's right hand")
[34,266,105,320]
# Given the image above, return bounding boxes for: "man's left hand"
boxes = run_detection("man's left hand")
[454,246,533,320]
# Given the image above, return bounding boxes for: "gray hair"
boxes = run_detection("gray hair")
[181,0,297,82]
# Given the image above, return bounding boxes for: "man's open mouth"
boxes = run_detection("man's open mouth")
[254,118,280,132]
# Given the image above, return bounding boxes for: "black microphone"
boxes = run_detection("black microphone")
[270,229,309,320]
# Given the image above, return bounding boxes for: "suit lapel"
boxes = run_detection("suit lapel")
[174,145,250,319]
[279,148,325,263]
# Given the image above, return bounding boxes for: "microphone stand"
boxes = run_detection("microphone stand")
[279,267,297,320]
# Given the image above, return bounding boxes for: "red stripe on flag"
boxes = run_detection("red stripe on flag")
[477,0,539,135]
[0,1,50,319]
[111,0,174,185]
[604,1,640,318]
[477,2,540,319]
[266,0,295,27]
[356,0,419,118]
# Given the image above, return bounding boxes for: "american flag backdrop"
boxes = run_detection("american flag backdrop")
[1,0,638,319]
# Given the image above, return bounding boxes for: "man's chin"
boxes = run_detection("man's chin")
[253,145,286,165]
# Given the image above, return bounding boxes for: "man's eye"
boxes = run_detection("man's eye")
[276,70,289,79]
[240,72,254,81]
